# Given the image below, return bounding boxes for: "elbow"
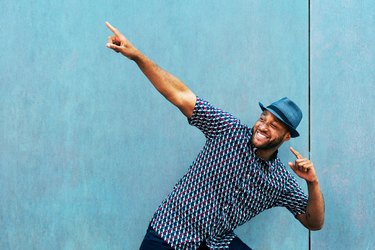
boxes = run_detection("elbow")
[307,220,324,231]
[301,213,324,231]
[309,224,323,231]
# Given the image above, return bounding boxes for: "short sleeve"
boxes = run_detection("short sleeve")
[188,97,240,139]
[276,173,308,216]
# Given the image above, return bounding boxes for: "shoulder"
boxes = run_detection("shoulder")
[191,97,242,124]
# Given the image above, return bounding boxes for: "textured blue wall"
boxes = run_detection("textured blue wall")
[2,1,372,250]
[311,0,375,249]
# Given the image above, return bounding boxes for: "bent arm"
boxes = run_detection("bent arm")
[289,147,325,230]
[296,180,325,230]
[105,22,196,118]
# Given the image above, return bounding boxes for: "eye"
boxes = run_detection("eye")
[270,123,277,129]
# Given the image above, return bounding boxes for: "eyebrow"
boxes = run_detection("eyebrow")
[261,111,283,126]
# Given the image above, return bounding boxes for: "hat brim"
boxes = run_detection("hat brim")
[259,102,300,138]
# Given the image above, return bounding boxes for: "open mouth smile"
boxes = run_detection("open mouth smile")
[255,130,269,140]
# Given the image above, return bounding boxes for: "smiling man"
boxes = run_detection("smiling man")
[105,22,324,250]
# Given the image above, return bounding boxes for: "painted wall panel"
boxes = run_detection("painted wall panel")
[1,1,309,249]
[311,1,375,249]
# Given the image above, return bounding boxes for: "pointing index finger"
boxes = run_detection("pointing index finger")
[105,21,120,35]
[290,147,302,159]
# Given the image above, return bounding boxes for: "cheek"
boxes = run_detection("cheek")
[273,131,287,141]
[269,129,282,139]
[253,122,261,129]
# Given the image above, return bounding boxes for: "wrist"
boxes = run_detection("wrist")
[131,50,144,62]
[307,178,319,186]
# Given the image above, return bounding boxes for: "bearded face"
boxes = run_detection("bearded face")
[251,110,291,150]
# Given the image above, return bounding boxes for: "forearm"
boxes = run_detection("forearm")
[304,180,325,230]
[133,53,196,117]
[134,53,190,102]
[105,22,196,117]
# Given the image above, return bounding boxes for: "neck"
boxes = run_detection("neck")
[255,148,278,161]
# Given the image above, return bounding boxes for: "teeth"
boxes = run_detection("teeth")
[256,131,267,139]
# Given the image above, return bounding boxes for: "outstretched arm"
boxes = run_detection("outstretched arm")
[288,147,325,231]
[105,22,196,118]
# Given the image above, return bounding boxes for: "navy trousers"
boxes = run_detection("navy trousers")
[139,225,252,250]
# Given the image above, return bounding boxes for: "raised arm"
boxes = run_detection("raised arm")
[105,22,196,118]
[288,147,325,231]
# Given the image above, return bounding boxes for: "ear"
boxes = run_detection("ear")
[283,132,291,142]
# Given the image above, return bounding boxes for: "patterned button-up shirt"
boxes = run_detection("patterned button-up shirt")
[150,97,308,249]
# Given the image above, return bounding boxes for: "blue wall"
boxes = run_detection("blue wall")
[0,1,373,249]
[311,0,375,249]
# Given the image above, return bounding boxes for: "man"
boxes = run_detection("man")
[105,22,324,250]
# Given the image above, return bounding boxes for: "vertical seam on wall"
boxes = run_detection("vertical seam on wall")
[308,0,311,155]
[308,0,312,249]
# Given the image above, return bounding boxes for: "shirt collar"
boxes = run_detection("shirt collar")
[251,147,278,171]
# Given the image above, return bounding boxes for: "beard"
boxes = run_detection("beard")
[250,127,285,150]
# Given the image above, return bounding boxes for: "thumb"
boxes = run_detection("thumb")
[106,43,122,52]
[288,162,297,171]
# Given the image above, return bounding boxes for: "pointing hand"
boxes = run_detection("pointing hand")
[105,21,140,60]
[288,147,318,183]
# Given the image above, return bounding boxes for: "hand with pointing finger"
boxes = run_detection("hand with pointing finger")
[288,147,318,184]
[105,21,140,60]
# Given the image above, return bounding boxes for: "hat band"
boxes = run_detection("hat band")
[268,104,294,129]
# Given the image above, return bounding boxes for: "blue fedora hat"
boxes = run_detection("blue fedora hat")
[259,97,302,138]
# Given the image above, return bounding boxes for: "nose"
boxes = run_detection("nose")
[258,122,269,131]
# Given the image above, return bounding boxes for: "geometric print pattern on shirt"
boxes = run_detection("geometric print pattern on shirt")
[150,97,308,249]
